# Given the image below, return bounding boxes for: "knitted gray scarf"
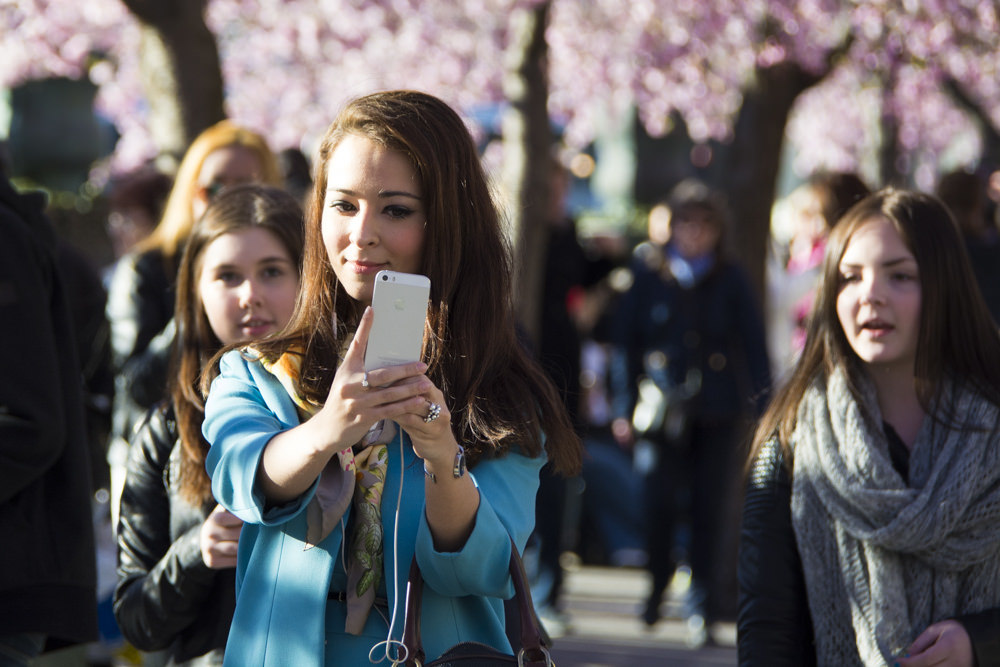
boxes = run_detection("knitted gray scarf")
[791,368,1000,666]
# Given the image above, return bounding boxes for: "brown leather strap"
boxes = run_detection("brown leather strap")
[508,538,548,662]
[401,537,549,666]
[402,556,426,666]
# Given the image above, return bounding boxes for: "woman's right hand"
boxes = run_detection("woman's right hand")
[318,306,431,451]
[199,504,243,569]
[895,620,974,667]
[256,307,431,504]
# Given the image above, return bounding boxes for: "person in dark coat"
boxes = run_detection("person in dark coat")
[0,173,98,663]
[935,169,1000,325]
[609,179,771,636]
[529,157,615,627]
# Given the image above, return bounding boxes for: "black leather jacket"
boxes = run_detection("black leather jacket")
[739,437,1000,666]
[113,404,234,665]
[106,249,175,445]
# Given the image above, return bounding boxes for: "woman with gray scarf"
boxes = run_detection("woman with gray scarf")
[739,188,1000,667]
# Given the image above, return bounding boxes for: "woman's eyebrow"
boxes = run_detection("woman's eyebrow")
[329,187,422,200]
[839,256,916,269]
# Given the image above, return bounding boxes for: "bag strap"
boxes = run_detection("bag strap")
[402,557,425,666]
[401,537,552,666]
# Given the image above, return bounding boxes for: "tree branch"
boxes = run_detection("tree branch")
[943,76,1000,170]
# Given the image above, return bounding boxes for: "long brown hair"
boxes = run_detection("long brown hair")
[173,184,304,504]
[236,90,580,474]
[750,187,1000,473]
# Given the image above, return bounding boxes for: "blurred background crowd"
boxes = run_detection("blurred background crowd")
[3,0,1000,663]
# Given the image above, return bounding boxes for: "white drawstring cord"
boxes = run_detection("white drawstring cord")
[369,437,409,665]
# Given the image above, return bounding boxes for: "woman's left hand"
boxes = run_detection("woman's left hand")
[895,620,974,667]
[381,371,479,552]
[386,375,458,467]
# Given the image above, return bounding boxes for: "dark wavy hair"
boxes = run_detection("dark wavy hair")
[229,90,580,474]
[750,187,1000,473]
[174,184,304,504]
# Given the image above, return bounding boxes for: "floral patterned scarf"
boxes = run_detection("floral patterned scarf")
[258,346,395,635]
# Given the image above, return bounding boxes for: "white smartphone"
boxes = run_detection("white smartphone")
[364,270,431,372]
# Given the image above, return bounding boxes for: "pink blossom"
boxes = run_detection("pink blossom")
[2,0,998,179]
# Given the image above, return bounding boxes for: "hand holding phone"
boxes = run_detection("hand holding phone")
[364,270,431,372]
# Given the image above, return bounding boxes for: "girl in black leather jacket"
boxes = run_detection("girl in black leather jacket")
[106,122,281,512]
[739,189,1000,667]
[114,185,303,664]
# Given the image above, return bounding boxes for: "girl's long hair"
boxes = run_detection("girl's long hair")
[750,187,1000,472]
[231,90,580,474]
[173,184,304,504]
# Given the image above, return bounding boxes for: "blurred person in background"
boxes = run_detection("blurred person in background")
[570,235,648,570]
[609,179,771,642]
[528,154,616,633]
[767,172,870,380]
[935,169,1000,325]
[277,146,313,210]
[105,165,173,269]
[0,171,99,664]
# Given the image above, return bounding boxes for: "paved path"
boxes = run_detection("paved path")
[545,563,738,666]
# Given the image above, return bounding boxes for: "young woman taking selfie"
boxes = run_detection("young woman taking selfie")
[201,90,580,665]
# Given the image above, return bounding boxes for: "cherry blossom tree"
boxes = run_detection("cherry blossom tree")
[117,0,225,167]
[545,0,1000,290]
[4,0,999,317]
[7,1,998,191]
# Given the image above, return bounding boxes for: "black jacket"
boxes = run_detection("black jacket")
[106,248,175,445]
[0,176,98,647]
[610,245,772,423]
[739,438,1000,666]
[538,218,615,427]
[114,404,234,665]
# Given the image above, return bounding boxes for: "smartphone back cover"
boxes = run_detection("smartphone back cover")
[364,272,430,371]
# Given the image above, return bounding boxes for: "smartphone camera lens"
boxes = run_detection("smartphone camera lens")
[382,274,388,281]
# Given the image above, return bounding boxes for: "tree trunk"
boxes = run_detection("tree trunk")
[943,77,1000,174]
[878,67,902,188]
[121,0,225,171]
[722,62,822,301]
[878,106,901,188]
[501,0,553,348]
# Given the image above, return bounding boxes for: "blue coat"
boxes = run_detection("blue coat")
[203,350,543,666]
